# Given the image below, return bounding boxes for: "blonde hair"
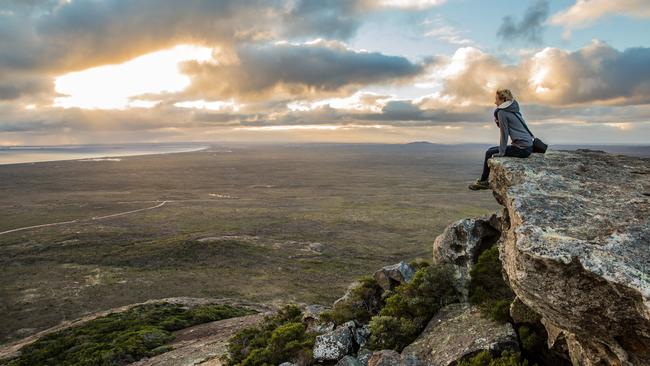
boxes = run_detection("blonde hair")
[496,89,514,101]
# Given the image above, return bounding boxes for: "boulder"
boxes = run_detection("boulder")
[313,321,356,362]
[302,304,332,333]
[302,304,329,323]
[279,363,297,366]
[400,303,518,366]
[432,215,501,300]
[357,348,373,366]
[489,149,650,365]
[336,355,362,366]
[373,262,415,291]
[367,350,403,366]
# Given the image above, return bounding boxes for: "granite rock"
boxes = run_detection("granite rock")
[489,149,650,365]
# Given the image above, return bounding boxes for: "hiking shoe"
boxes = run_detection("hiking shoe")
[468,179,490,190]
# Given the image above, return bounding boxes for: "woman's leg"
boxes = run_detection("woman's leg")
[505,145,532,158]
[480,146,500,181]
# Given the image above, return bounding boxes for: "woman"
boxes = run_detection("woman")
[469,89,533,190]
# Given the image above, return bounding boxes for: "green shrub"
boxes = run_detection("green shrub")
[367,316,419,351]
[226,305,316,366]
[319,276,383,325]
[468,246,515,323]
[458,351,531,366]
[6,303,254,366]
[369,264,460,351]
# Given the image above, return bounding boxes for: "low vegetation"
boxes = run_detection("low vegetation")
[226,305,316,366]
[468,246,515,323]
[369,263,460,351]
[3,302,254,366]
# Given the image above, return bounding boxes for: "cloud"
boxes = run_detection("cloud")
[421,40,650,107]
[378,0,446,9]
[281,0,369,40]
[0,0,436,104]
[178,40,427,101]
[550,0,650,32]
[423,17,475,46]
[497,0,549,44]
[0,73,51,101]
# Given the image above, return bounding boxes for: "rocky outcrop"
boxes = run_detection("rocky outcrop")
[400,303,519,365]
[489,150,650,365]
[432,215,501,299]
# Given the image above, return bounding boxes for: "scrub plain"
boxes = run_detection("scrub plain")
[0,143,503,344]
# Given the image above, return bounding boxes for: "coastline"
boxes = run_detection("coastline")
[0,144,210,166]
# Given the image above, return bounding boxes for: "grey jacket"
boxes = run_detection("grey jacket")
[494,100,533,156]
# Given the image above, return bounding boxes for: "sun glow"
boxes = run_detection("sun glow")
[54,45,214,109]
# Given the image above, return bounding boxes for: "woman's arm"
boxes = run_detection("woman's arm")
[495,110,509,157]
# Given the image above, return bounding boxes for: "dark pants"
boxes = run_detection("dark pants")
[480,145,532,181]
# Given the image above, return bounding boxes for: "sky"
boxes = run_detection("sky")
[1,0,650,145]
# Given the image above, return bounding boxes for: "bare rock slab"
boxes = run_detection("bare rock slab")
[400,303,518,366]
[489,149,650,365]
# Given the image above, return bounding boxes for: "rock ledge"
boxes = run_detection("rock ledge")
[489,149,650,365]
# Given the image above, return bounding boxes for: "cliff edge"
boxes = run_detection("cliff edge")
[489,149,650,365]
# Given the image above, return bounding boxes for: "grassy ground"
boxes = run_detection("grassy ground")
[0,143,499,345]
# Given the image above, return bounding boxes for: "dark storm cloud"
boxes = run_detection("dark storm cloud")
[179,41,426,100]
[497,0,549,44]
